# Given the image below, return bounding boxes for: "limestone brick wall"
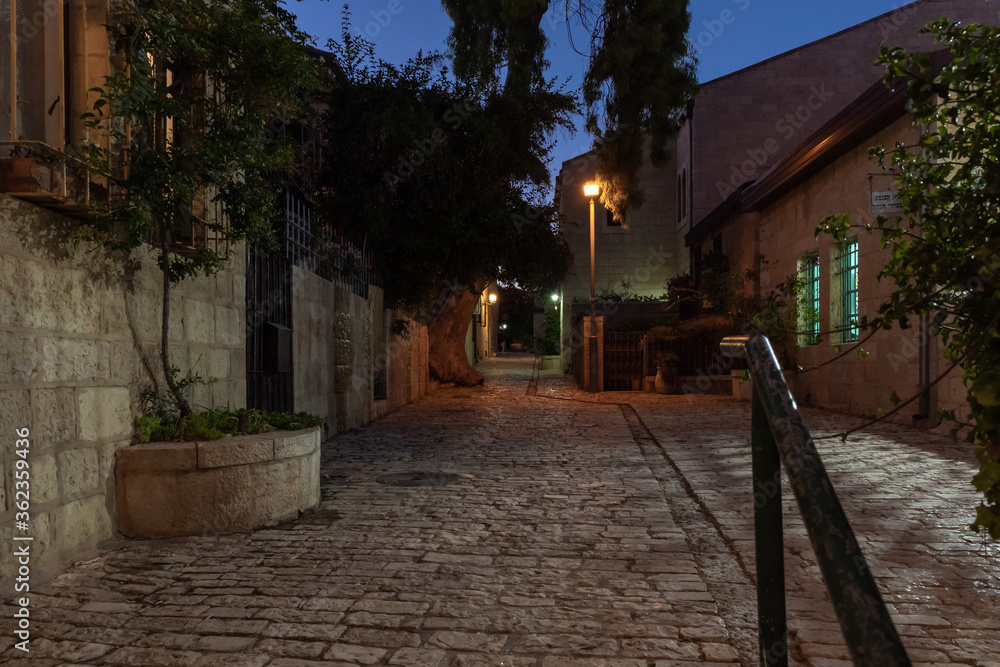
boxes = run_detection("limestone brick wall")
[756,117,964,423]
[381,312,431,417]
[292,266,339,438]
[557,147,681,361]
[559,149,681,305]
[0,193,245,583]
[689,0,999,227]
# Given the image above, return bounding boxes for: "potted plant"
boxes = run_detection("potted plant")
[654,350,680,394]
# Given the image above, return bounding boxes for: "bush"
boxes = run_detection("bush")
[134,406,323,444]
[537,305,561,356]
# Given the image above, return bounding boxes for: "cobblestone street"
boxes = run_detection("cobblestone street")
[3,353,999,666]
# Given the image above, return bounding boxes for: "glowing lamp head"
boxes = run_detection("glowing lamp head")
[488,293,497,304]
[550,293,559,302]
[584,183,599,197]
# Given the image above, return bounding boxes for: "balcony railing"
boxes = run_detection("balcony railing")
[279,191,380,298]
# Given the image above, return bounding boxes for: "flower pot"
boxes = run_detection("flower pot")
[654,369,675,394]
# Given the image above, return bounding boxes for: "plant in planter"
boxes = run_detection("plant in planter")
[647,325,681,394]
[654,350,680,394]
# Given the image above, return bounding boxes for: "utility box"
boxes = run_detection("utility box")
[263,322,292,373]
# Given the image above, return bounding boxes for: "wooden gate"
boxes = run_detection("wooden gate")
[604,331,644,391]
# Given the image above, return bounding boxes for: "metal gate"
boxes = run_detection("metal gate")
[246,245,293,413]
[604,331,644,391]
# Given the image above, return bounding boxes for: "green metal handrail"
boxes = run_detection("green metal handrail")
[720,335,910,667]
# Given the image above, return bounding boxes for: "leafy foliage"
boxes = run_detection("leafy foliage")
[581,0,698,219]
[135,406,322,444]
[827,19,1000,537]
[318,18,572,309]
[78,0,322,415]
[442,0,698,222]
[591,279,664,302]
[537,304,562,356]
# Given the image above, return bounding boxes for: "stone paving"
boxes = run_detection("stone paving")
[2,353,999,666]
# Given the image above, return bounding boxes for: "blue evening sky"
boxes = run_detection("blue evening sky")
[289,0,921,187]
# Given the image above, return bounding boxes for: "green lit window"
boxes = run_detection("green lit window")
[838,238,859,343]
[799,253,820,346]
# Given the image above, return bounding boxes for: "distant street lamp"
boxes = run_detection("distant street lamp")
[488,293,497,304]
[584,182,600,393]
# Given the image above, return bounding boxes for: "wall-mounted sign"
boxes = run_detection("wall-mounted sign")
[871,190,903,214]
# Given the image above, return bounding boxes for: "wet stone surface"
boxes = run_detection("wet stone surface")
[2,353,999,667]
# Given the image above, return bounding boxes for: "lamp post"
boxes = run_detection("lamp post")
[584,183,600,393]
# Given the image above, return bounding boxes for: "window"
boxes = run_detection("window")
[798,253,820,346]
[676,167,688,223]
[836,238,860,343]
[2,0,110,150]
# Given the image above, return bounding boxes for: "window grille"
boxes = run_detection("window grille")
[838,238,859,343]
[799,253,820,346]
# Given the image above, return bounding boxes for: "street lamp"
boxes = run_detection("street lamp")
[584,182,600,393]
[488,293,497,304]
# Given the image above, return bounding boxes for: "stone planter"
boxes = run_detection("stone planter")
[115,427,321,538]
[732,370,752,401]
[540,354,562,371]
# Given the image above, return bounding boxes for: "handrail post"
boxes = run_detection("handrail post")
[752,388,788,667]
[722,335,912,667]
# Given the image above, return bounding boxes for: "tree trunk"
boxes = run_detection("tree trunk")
[428,288,484,386]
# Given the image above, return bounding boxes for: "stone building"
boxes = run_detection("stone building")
[1,2,432,583]
[555,0,997,410]
[707,77,967,421]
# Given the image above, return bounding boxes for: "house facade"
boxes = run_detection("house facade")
[555,0,996,411]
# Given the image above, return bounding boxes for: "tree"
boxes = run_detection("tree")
[443,0,698,221]
[319,19,572,385]
[321,3,696,386]
[80,0,321,416]
[824,18,1000,537]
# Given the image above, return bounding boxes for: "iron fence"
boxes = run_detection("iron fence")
[279,191,380,298]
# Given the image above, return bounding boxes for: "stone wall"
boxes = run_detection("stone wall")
[292,268,431,433]
[756,117,965,423]
[292,266,339,439]
[0,193,245,583]
[379,312,432,418]
[559,149,680,305]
